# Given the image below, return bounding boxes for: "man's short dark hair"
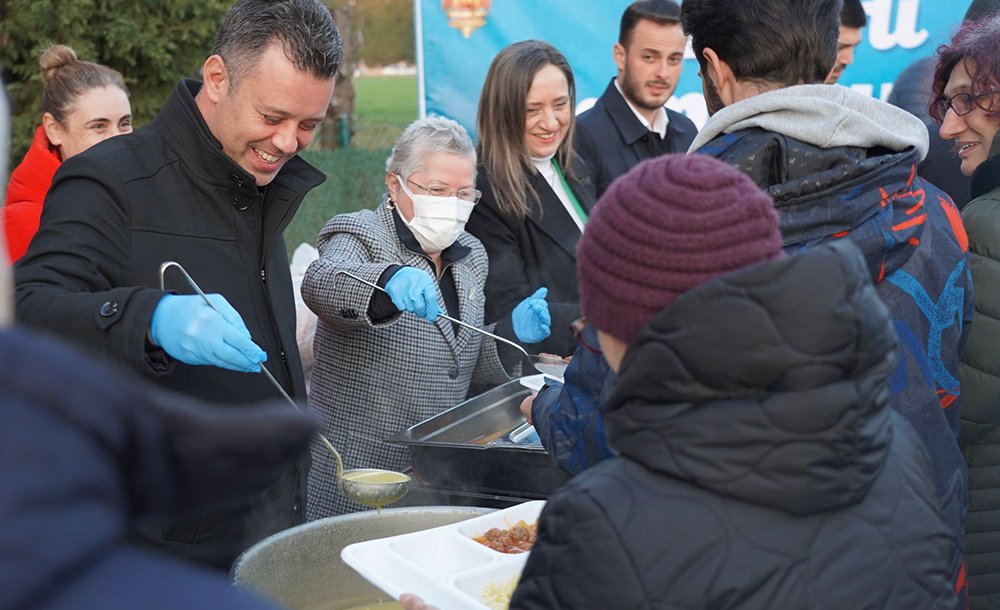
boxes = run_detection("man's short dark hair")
[841,0,868,29]
[619,0,682,47]
[212,0,343,89]
[965,0,1000,23]
[680,0,839,87]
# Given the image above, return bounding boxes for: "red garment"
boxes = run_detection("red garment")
[4,126,62,263]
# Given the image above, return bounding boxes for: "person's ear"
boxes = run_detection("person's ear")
[200,55,230,103]
[41,112,63,149]
[701,47,738,107]
[386,173,400,202]
[613,42,627,75]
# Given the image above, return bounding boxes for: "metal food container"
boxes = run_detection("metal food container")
[232,506,493,610]
[387,379,571,498]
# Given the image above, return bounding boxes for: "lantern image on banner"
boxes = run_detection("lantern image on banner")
[441,0,492,39]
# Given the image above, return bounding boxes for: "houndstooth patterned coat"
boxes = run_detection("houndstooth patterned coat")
[302,202,510,517]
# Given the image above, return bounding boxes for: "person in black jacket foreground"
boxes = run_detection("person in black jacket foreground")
[405,155,957,609]
[14,0,341,569]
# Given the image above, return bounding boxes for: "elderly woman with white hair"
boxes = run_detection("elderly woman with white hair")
[302,115,551,517]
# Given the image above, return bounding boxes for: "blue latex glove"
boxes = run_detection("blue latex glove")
[150,294,267,373]
[384,267,442,322]
[512,287,551,343]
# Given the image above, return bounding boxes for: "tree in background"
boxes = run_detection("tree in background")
[354,0,414,67]
[1,0,229,161]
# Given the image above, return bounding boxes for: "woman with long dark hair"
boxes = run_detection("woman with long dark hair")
[466,40,596,359]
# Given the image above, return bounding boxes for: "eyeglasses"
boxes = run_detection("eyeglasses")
[407,178,482,204]
[571,317,602,355]
[934,89,997,120]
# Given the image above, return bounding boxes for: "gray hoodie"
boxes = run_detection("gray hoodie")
[689,84,930,160]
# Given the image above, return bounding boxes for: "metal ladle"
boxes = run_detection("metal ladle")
[335,270,570,378]
[159,261,410,510]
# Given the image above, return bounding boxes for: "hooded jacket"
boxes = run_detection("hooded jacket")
[512,242,956,610]
[958,131,1000,608]
[0,326,314,610]
[691,85,973,596]
[3,125,61,263]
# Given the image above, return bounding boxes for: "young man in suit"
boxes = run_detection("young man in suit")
[574,0,698,198]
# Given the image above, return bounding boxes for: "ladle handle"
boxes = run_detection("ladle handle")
[158,261,345,472]
[159,261,298,405]
[334,269,530,358]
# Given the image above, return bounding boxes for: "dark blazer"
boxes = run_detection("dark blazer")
[465,158,596,358]
[575,78,699,198]
[14,79,317,569]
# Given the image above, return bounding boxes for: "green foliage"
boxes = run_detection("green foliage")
[286,147,392,251]
[1,0,230,161]
[354,0,414,66]
[287,74,414,252]
[288,73,415,251]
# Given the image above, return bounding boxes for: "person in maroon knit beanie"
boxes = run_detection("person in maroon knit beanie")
[402,152,955,609]
[577,153,784,344]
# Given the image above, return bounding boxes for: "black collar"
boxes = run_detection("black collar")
[972,132,1000,199]
[151,79,324,197]
[600,77,657,146]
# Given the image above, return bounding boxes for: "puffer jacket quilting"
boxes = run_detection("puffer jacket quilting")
[512,241,955,610]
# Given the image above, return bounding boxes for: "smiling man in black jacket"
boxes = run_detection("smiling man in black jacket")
[15,0,341,570]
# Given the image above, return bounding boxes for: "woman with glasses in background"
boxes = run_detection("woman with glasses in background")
[466,40,596,361]
[932,12,1000,608]
[301,115,550,517]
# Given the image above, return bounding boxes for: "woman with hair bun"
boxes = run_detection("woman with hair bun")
[3,44,132,263]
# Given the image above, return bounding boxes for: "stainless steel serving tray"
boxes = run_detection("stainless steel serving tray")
[387,379,571,497]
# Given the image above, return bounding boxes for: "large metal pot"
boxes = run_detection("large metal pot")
[233,506,494,610]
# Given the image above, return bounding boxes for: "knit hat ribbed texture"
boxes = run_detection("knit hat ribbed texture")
[577,153,784,343]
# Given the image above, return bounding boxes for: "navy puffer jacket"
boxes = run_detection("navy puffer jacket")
[512,242,955,609]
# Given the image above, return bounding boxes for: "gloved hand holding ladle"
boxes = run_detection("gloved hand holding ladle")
[341,268,570,378]
[157,261,410,510]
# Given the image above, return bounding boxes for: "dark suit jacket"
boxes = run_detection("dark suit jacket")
[466,158,596,358]
[575,78,699,198]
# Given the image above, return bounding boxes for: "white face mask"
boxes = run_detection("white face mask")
[396,176,475,253]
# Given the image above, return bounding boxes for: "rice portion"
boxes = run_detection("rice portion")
[481,574,520,610]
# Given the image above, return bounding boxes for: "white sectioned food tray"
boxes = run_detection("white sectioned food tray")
[341,500,545,610]
[518,374,547,392]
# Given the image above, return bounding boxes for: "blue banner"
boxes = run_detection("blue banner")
[417,0,973,135]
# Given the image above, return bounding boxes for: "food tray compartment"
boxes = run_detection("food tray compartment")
[453,558,529,610]
[342,501,545,610]
[456,499,543,547]
[389,530,494,576]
